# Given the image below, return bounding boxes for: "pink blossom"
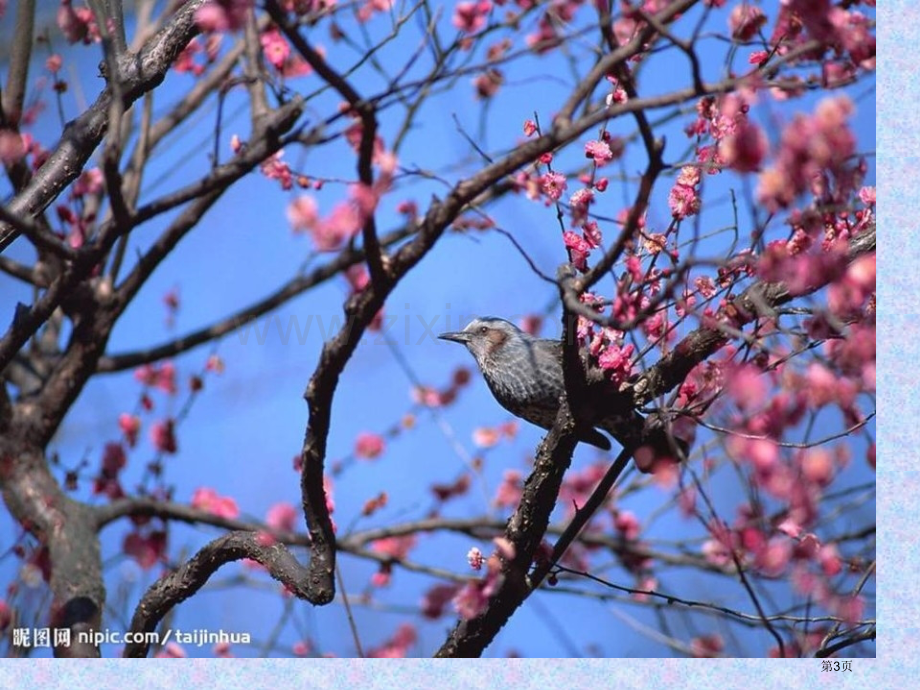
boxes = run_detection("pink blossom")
[582,221,602,248]
[100,442,126,480]
[367,623,417,658]
[260,29,290,70]
[726,364,768,411]
[492,536,515,561]
[467,547,484,570]
[472,426,500,448]
[702,538,733,567]
[563,230,590,272]
[754,537,792,577]
[134,362,177,394]
[453,581,489,620]
[776,518,802,539]
[690,634,724,658]
[493,469,523,508]
[73,168,103,196]
[569,187,594,223]
[57,1,99,44]
[206,354,225,373]
[597,342,634,384]
[758,96,857,211]
[371,535,417,559]
[396,199,418,218]
[286,195,320,232]
[800,448,834,487]
[355,432,385,460]
[828,8,876,67]
[539,172,567,201]
[859,186,876,205]
[818,544,842,577]
[668,179,700,219]
[150,419,177,454]
[357,0,393,23]
[559,461,606,510]
[719,120,768,172]
[729,4,766,41]
[350,183,379,217]
[260,149,293,190]
[213,641,233,658]
[803,363,840,409]
[191,487,240,519]
[613,510,640,540]
[421,583,461,619]
[118,414,141,447]
[523,119,537,137]
[748,438,780,472]
[123,530,167,569]
[473,69,503,99]
[292,640,312,656]
[833,595,865,626]
[584,139,614,166]
[195,0,252,33]
[453,1,492,33]
[370,566,391,587]
[748,50,769,65]
[605,77,628,106]
[0,130,25,165]
[266,502,299,532]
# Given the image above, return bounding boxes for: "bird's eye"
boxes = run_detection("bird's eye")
[479,326,488,335]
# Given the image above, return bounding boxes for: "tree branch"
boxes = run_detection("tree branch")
[0,0,208,253]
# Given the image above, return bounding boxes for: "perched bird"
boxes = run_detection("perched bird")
[440,316,659,451]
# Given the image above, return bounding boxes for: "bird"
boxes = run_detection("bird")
[438,316,674,456]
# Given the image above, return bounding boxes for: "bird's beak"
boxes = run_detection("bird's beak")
[438,331,471,344]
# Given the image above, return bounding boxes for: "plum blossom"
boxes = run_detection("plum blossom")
[467,547,484,570]
[584,139,614,166]
[367,623,416,658]
[668,166,701,219]
[757,96,857,211]
[260,29,290,70]
[563,230,591,272]
[191,487,240,519]
[729,4,767,41]
[57,1,99,44]
[195,0,252,33]
[266,502,299,532]
[719,120,768,172]
[124,530,167,569]
[598,342,634,384]
[371,535,417,559]
[355,432,386,460]
[118,413,141,447]
[421,583,462,619]
[150,419,178,454]
[539,172,567,201]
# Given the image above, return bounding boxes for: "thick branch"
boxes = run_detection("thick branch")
[0,442,104,657]
[0,0,208,252]
[123,532,315,657]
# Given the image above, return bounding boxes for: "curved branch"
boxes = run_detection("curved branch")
[123,531,317,657]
